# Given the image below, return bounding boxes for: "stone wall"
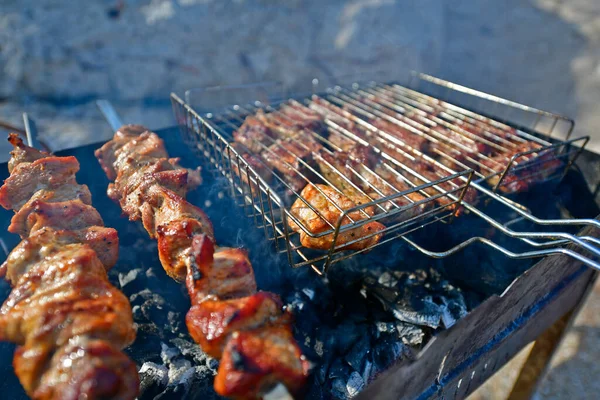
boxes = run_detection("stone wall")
[0,0,598,155]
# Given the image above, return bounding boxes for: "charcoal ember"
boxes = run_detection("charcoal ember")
[328,358,353,381]
[130,288,166,308]
[371,338,408,375]
[305,380,326,400]
[170,338,215,370]
[361,356,373,384]
[118,268,141,288]
[333,322,361,354]
[331,378,349,399]
[132,305,143,320]
[167,310,184,333]
[344,335,370,374]
[346,371,366,398]
[362,268,469,330]
[396,321,425,346]
[374,321,396,338]
[317,358,331,385]
[138,362,168,399]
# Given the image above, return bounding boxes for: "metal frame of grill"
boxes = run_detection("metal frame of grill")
[171,73,600,274]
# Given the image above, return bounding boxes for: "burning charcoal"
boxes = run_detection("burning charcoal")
[375,321,396,338]
[334,322,361,354]
[396,321,425,346]
[129,288,166,308]
[170,338,215,369]
[317,359,331,385]
[344,335,370,373]
[138,362,168,399]
[118,268,141,288]
[346,371,366,398]
[328,358,353,380]
[363,268,470,330]
[302,287,316,300]
[372,339,408,374]
[132,305,143,320]
[362,356,374,384]
[331,378,350,399]
[378,271,399,288]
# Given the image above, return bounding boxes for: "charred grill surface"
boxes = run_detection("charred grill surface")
[0,134,138,400]
[95,125,309,399]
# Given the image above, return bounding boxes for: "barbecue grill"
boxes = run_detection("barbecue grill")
[1,72,599,400]
[171,72,599,275]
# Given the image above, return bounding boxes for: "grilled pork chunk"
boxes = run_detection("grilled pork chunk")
[0,134,137,400]
[288,183,385,251]
[96,126,309,399]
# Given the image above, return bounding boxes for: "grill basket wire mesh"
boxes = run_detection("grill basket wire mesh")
[171,72,600,274]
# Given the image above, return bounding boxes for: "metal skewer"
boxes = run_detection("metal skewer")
[96,100,298,400]
[96,100,124,131]
[22,113,51,151]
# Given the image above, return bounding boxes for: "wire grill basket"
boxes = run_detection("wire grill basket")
[171,72,598,274]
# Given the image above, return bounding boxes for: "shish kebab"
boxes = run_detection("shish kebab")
[0,126,138,399]
[94,103,309,399]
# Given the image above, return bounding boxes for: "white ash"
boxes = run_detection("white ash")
[346,372,366,398]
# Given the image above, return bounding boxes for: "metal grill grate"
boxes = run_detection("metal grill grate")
[171,73,600,274]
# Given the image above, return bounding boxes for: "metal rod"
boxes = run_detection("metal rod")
[96,100,124,131]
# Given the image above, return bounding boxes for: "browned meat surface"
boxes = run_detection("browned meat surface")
[370,118,431,153]
[233,114,276,154]
[97,126,308,399]
[186,291,285,358]
[0,134,137,400]
[215,325,310,400]
[288,184,385,251]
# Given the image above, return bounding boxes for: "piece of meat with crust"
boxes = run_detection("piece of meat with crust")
[261,136,321,194]
[186,291,287,358]
[8,184,92,237]
[233,114,276,154]
[1,226,118,284]
[0,156,79,211]
[288,184,385,251]
[16,337,138,400]
[186,235,257,302]
[215,325,310,399]
[7,133,48,173]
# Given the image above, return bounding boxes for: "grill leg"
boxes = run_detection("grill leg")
[507,271,598,400]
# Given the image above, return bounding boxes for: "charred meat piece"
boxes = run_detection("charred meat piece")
[215,325,310,400]
[0,134,138,400]
[288,184,385,251]
[186,291,287,358]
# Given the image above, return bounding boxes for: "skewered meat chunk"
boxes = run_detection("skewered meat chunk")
[215,325,309,400]
[186,291,287,358]
[288,183,385,251]
[96,126,309,399]
[0,134,137,400]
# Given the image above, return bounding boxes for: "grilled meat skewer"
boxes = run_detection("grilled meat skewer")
[95,125,309,399]
[0,134,138,400]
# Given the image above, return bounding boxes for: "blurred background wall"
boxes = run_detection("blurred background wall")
[1,1,600,398]
[1,0,599,152]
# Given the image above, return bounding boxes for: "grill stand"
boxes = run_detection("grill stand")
[356,222,599,400]
[507,268,598,400]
